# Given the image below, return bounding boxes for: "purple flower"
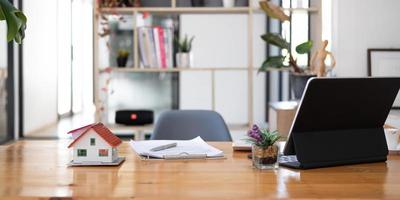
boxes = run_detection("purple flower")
[248,124,262,142]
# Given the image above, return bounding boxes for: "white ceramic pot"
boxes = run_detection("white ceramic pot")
[223,0,235,7]
[176,52,193,68]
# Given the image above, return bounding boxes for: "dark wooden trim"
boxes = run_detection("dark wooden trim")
[18,0,24,138]
[6,10,15,143]
[172,16,181,110]
[265,14,270,122]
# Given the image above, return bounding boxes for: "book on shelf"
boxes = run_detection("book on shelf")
[153,28,161,68]
[138,26,174,69]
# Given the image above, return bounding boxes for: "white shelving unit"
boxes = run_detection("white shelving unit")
[93,0,318,135]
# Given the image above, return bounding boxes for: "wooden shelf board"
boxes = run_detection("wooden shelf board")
[98,7,318,15]
[100,67,290,73]
[107,123,248,132]
[98,7,251,14]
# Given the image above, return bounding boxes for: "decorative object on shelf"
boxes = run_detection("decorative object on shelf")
[245,124,281,170]
[367,48,400,108]
[0,0,27,44]
[235,0,248,7]
[191,0,204,7]
[223,0,235,7]
[204,0,223,7]
[310,40,336,77]
[175,34,195,68]
[115,110,154,125]
[139,0,171,7]
[99,0,138,7]
[177,0,192,7]
[67,122,125,166]
[258,0,315,99]
[117,49,129,67]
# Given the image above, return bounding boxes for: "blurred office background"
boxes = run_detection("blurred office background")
[1,0,399,144]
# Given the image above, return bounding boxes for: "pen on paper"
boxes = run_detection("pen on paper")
[150,142,178,152]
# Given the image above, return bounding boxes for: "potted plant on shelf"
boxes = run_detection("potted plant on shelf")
[245,125,281,169]
[117,49,129,67]
[175,35,194,68]
[258,0,314,99]
[0,0,27,44]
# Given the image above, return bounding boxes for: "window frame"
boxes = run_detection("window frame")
[90,138,95,146]
[77,149,87,157]
[98,149,109,157]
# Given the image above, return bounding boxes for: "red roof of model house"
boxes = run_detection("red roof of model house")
[67,122,122,148]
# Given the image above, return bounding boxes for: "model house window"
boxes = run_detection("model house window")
[90,138,95,146]
[99,149,108,157]
[77,149,87,157]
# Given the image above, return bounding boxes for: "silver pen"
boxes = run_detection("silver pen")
[150,142,178,152]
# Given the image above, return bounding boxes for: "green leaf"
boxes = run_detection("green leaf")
[0,0,27,44]
[261,33,289,49]
[295,40,313,54]
[0,6,4,20]
[187,36,194,52]
[259,56,286,72]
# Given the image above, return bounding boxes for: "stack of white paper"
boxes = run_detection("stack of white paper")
[129,136,224,159]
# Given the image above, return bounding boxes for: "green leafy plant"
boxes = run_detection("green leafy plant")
[175,35,194,53]
[259,0,313,74]
[245,125,281,148]
[117,49,129,58]
[0,0,27,44]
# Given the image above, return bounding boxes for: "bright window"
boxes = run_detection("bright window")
[99,149,109,157]
[77,149,87,157]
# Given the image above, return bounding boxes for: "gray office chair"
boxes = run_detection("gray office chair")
[150,110,232,141]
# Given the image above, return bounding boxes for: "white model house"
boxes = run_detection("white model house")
[68,123,122,163]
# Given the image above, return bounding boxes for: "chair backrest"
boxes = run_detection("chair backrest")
[151,110,232,141]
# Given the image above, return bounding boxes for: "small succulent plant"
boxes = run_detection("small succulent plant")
[117,49,129,58]
[175,34,195,53]
[245,124,281,148]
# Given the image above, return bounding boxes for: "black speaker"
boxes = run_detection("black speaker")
[115,110,154,125]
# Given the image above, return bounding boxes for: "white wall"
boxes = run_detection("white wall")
[179,13,266,125]
[332,0,400,76]
[0,21,6,68]
[23,0,59,133]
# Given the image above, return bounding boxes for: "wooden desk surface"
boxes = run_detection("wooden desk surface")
[1,140,400,199]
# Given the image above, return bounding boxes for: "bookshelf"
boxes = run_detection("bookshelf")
[93,0,318,134]
[98,7,318,14]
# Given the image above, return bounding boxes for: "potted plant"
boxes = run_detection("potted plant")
[258,0,314,99]
[0,0,27,44]
[117,49,129,67]
[175,35,194,68]
[245,124,281,169]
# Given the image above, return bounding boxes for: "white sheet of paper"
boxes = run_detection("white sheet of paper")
[129,136,224,159]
